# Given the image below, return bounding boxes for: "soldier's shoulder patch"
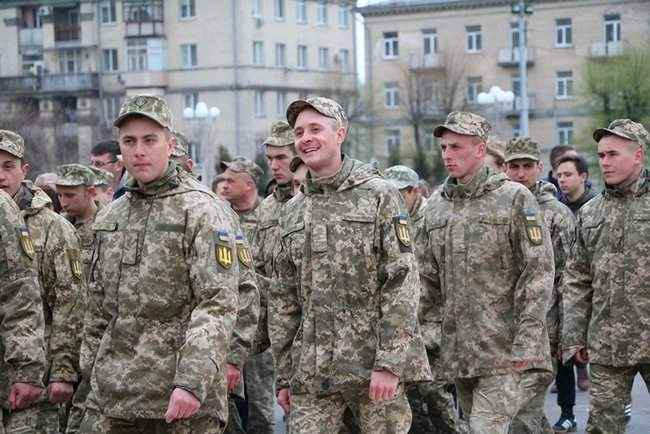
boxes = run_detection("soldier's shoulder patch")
[214,229,233,269]
[67,248,83,280]
[523,208,543,246]
[235,235,253,268]
[18,226,35,260]
[393,212,412,251]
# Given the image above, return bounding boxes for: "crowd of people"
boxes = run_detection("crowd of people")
[0,93,648,434]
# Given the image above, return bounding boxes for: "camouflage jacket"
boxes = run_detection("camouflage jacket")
[417,166,554,380]
[16,182,83,385]
[0,190,46,408]
[251,183,294,354]
[562,169,650,366]
[270,156,432,394]
[532,181,575,352]
[409,194,427,244]
[236,198,260,242]
[65,201,102,281]
[84,162,240,421]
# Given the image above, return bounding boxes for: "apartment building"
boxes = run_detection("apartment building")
[0,0,356,178]
[357,0,650,164]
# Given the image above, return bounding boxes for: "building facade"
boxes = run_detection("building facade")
[358,0,650,166]
[0,0,356,177]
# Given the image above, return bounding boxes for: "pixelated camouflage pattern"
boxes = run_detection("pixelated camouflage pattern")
[384,165,419,190]
[0,129,25,158]
[407,381,456,434]
[79,408,224,433]
[15,182,83,385]
[504,136,542,163]
[114,94,174,130]
[221,157,264,185]
[593,118,650,149]
[83,161,239,422]
[286,97,348,129]
[433,111,491,142]
[0,189,46,408]
[4,403,58,434]
[562,169,650,366]
[56,164,96,187]
[65,201,102,282]
[88,167,113,187]
[509,370,554,434]
[269,156,431,395]
[418,165,554,381]
[172,130,190,157]
[264,120,294,148]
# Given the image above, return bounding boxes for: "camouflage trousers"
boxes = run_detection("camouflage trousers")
[79,408,225,434]
[288,385,411,434]
[406,381,456,434]
[243,349,275,434]
[224,395,246,434]
[586,363,650,434]
[509,370,554,434]
[65,375,91,434]
[456,371,548,434]
[3,402,59,434]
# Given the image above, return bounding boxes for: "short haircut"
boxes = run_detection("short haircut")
[211,176,226,191]
[91,140,120,159]
[557,155,589,176]
[550,145,575,169]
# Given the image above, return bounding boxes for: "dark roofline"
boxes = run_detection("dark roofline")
[355,0,596,16]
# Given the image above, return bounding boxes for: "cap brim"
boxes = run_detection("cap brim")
[433,125,473,138]
[593,128,633,143]
[113,111,167,128]
[388,179,416,190]
[286,100,317,128]
[55,180,85,187]
[504,153,540,163]
[0,146,23,159]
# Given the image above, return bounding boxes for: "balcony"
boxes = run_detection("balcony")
[590,41,623,57]
[19,28,43,47]
[0,73,99,96]
[408,53,443,70]
[497,47,535,67]
[124,0,165,37]
[54,24,81,46]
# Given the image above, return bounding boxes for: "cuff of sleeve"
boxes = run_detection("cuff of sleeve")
[561,345,583,365]
[12,365,45,388]
[373,349,405,378]
[173,373,208,404]
[227,352,243,370]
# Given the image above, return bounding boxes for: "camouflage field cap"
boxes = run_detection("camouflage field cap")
[264,121,294,147]
[433,111,491,142]
[487,137,506,161]
[593,119,650,149]
[89,166,113,186]
[113,95,174,130]
[56,164,96,187]
[504,137,542,162]
[0,129,25,159]
[172,130,190,157]
[384,165,419,190]
[289,156,305,172]
[220,156,263,183]
[286,97,348,129]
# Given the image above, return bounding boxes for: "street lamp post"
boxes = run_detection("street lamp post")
[183,102,221,186]
[477,86,515,137]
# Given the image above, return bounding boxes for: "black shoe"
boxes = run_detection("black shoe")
[553,416,577,433]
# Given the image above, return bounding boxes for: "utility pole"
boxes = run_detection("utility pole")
[513,0,532,136]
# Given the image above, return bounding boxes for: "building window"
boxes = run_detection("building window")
[383,32,399,59]
[254,91,265,118]
[604,14,621,43]
[100,0,117,24]
[276,91,287,115]
[126,39,147,71]
[385,129,401,154]
[297,45,308,69]
[296,0,307,24]
[102,48,118,71]
[510,23,521,48]
[466,76,482,102]
[252,41,264,65]
[557,121,574,145]
[181,43,197,69]
[338,5,349,28]
[555,18,572,47]
[423,29,438,55]
[184,92,198,110]
[274,0,285,20]
[316,1,327,25]
[180,0,195,19]
[339,48,350,73]
[423,128,434,152]
[513,123,521,137]
[104,95,121,120]
[318,47,329,70]
[512,76,521,97]
[58,48,81,73]
[252,0,262,18]
[275,43,286,67]
[556,71,574,99]
[466,25,482,53]
[385,82,400,108]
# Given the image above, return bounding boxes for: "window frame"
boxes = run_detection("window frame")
[181,43,198,69]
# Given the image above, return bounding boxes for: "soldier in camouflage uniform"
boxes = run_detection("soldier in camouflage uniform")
[417,112,555,434]
[0,130,84,434]
[88,166,115,205]
[0,187,47,430]
[562,119,650,434]
[220,157,262,240]
[384,165,457,434]
[270,97,432,433]
[78,95,241,433]
[503,137,576,434]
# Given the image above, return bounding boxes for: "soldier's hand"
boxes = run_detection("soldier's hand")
[575,347,590,364]
[9,383,43,410]
[164,388,200,423]
[277,388,291,414]
[369,369,399,401]
[47,381,74,404]
[226,363,241,392]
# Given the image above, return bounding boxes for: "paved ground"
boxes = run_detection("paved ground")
[274,374,648,433]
